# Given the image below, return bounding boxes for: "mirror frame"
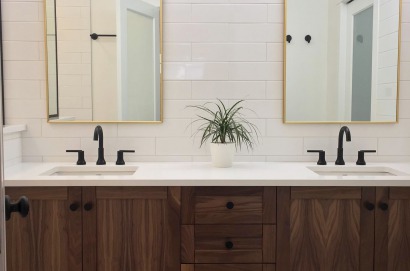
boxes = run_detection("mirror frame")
[0,2,4,125]
[44,0,164,124]
[283,0,402,124]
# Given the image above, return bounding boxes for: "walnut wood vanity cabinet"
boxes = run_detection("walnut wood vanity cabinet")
[6,185,410,271]
[5,186,181,271]
[276,187,376,271]
[180,187,277,271]
[375,187,410,271]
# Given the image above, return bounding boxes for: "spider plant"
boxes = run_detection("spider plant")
[189,100,259,150]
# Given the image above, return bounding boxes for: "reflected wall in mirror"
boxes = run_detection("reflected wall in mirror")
[45,0,162,123]
[284,0,400,123]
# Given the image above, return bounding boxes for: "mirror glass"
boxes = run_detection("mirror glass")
[284,0,400,123]
[45,0,162,123]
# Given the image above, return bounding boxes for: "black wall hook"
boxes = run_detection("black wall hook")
[305,35,312,43]
[286,35,292,43]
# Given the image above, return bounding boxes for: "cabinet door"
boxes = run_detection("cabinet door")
[375,187,410,271]
[83,187,180,271]
[6,187,82,271]
[277,187,375,271]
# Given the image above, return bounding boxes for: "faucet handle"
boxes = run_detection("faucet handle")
[116,150,135,165]
[66,150,86,165]
[307,150,327,165]
[356,150,376,165]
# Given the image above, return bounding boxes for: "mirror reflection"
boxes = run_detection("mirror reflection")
[285,0,400,123]
[45,0,162,123]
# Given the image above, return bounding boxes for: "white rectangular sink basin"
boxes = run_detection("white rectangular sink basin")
[307,166,407,177]
[41,165,138,176]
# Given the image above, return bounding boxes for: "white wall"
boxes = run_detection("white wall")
[2,0,410,164]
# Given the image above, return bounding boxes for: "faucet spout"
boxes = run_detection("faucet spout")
[93,125,106,165]
[336,126,351,165]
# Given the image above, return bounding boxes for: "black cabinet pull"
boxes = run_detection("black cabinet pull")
[364,201,375,211]
[379,202,389,211]
[84,202,93,211]
[69,202,80,212]
[226,202,234,210]
[5,196,29,221]
[225,241,234,249]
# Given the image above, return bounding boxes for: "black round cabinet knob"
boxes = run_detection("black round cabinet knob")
[226,202,235,210]
[69,202,80,212]
[364,201,375,211]
[84,202,93,211]
[225,241,234,249]
[379,202,389,211]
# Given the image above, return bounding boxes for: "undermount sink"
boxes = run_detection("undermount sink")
[41,165,138,176]
[307,166,408,177]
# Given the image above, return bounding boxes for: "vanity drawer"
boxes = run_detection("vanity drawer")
[195,225,263,263]
[181,225,276,264]
[195,196,263,224]
[182,187,276,225]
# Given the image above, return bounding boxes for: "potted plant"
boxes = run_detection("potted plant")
[189,100,259,168]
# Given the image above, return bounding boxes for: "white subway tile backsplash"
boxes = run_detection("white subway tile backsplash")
[229,23,282,42]
[379,138,410,155]
[229,62,282,80]
[163,4,191,23]
[2,0,410,163]
[192,43,267,62]
[266,81,282,99]
[192,81,266,99]
[191,4,267,23]
[267,4,283,23]
[2,2,39,22]
[3,22,44,42]
[164,81,192,99]
[163,43,192,62]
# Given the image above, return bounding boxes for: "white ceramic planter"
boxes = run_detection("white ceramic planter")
[210,143,235,168]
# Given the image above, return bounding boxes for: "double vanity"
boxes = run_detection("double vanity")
[5,160,410,271]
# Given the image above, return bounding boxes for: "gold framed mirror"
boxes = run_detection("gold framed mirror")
[44,0,163,123]
[284,0,401,123]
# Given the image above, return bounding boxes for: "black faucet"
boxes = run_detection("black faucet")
[93,125,106,165]
[335,126,351,165]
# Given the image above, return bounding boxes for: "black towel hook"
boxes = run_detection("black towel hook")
[305,35,312,43]
[286,35,292,43]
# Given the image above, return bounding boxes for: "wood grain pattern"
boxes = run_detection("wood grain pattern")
[360,187,375,271]
[181,225,195,263]
[389,187,410,199]
[290,198,361,271]
[291,187,362,199]
[182,187,195,224]
[82,187,97,271]
[195,264,264,271]
[195,196,263,224]
[68,187,83,271]
[6,187,81,271]
[276,187,290,271]
[263,225,276,263]
[387,197,410,271]
[95,186,180,271]
[375,187,389,271]
[96,186,167,199]
[195,225,262,250]
[263,187,276,224]
[166,187,181,270]
[195,250,262,264]
[195,187,263,196]
[6,186,67,200]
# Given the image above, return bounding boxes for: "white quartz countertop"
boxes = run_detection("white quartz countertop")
[4,162,410,187]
